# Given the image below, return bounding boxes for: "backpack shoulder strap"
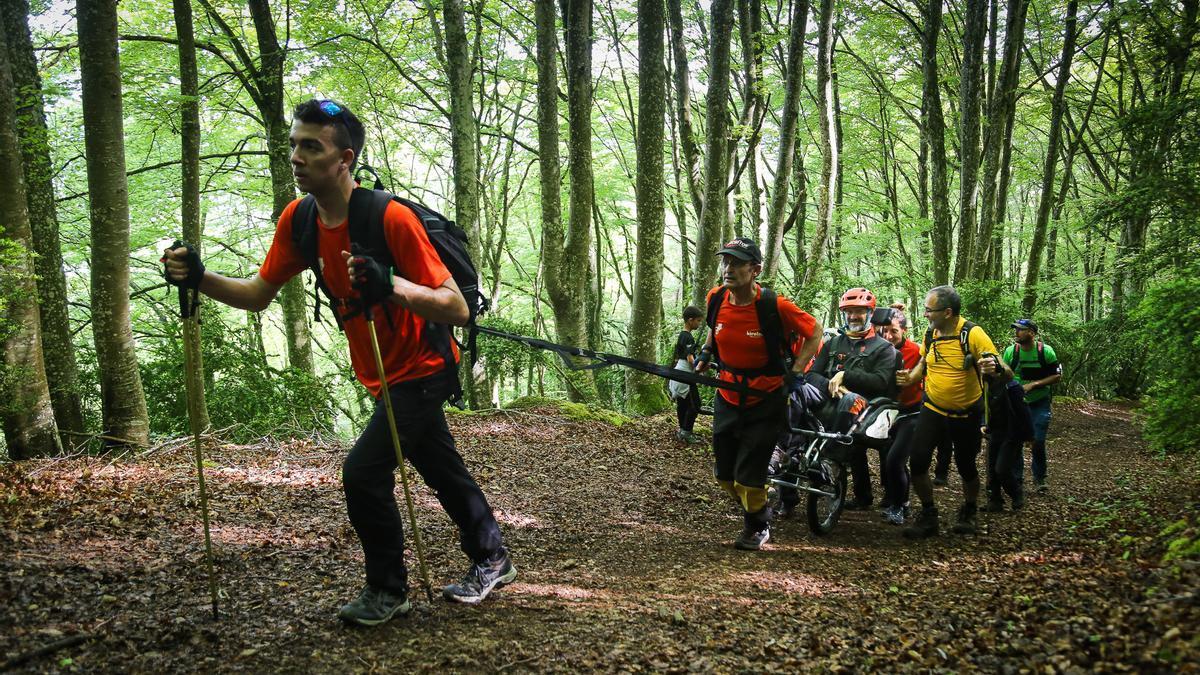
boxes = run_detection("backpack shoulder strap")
[704,287,728,362]
[291,195,319,268]
[923,327,933,353]
[1003,344,1018,370]
[347,187,394,267]
[1037,341,1047,369]
[959,320,976,354]
[755,287,789,376]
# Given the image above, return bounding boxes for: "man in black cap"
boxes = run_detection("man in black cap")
[695,237,823,550]
[1001,319,1062,493]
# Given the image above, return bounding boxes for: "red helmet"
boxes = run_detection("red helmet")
[839,287,877,310]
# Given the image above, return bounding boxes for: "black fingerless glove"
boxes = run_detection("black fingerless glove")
[162,239,205,290]
[349,248,394,305]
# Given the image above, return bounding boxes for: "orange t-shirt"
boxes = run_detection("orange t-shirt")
[706,285,818,406]
[259,197,457,397]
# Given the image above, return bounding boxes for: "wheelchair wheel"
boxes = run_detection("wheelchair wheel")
[806,458,847,535]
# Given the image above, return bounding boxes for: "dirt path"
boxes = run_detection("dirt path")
[1,401,1196,672]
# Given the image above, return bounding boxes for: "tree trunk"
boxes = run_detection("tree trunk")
[922,0,952,286]
[0,18,60,459]
[173,0,210,432]
[441,0,489,408]
[541,0,596,401]
[690,0,736,306]
[973,0,1028,279]
[1,0,84,442]
[244,0,312,375]
[799,0,836,304]
[762,0,809,279]
[77,0,149,447]
[736,0,764,239]
[626,0,670,414]
[1022,0,1077,313]
[951,0,988,283]
[668,0,704,220]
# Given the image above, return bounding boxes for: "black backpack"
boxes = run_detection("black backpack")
[922,320,979,371]
[704,286,793,380]
[921,320,983,416]
[290,175,487,392]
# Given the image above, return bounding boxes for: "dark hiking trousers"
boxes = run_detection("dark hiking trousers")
[677,384,701,432]
[343,368,503,595]
[909,405,984,485]
[986,435,1024,502]
[882,410,919,509]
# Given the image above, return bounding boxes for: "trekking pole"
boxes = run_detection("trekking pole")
[363,302,435,603]
[178,282,220,620]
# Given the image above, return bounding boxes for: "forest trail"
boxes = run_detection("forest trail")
[1,401,1196,672]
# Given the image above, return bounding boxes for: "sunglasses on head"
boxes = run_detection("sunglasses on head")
[319,100,343,117]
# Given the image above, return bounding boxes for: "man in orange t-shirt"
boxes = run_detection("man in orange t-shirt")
[695,238,822,550]
[164,99,512,626]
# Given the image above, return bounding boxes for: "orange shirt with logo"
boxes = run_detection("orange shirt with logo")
[706,285,818,406]
[258,197,457,398]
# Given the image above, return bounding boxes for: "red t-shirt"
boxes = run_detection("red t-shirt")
[258,197,457,397]
[706,285,818,406]
[897,337,923,409]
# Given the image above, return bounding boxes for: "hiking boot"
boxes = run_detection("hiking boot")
[777,501,798,520]
[1035,478,1048,494]
[338,586,411,626]
[1011,493,1026,510]
[951,503,978,535]
[902,505,939,539]
[932,474,949,487]
[735,508,771,550]
[443,548,517,604]
[881,505,905,526]
[983,497,1005,513]
[734,524,770,550]
[843,497,872,511]
[675,429,687,443]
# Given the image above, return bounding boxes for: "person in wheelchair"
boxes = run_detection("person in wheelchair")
[776,288,900,517]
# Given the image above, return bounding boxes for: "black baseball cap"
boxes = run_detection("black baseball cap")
[716,237,762,264]
[1011,318,1038,332]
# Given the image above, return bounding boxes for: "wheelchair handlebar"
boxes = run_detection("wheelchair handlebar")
[790,427,855,445]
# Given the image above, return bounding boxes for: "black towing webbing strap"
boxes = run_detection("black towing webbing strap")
[475,326,779,399]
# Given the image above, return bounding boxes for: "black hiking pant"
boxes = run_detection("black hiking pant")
[882,410,919,509]
[986,434,1024,503]
[343,368,503,595]
[676,384,701,433]
[908,405,984,492]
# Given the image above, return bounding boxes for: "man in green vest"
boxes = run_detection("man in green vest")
[1002,319,1062,492]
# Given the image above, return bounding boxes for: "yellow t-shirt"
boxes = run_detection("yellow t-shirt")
[919,316,997,416]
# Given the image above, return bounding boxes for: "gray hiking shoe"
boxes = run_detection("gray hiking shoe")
[734,524,770,550]
[881,505,905,526]
[443,548,517,604]
[338,586,411,626]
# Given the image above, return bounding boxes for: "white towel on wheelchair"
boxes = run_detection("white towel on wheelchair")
[862,408,898,440]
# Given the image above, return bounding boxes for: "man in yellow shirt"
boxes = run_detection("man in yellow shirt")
[896,286,1013,537]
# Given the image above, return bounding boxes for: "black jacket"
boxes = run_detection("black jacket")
[810,332,900,400]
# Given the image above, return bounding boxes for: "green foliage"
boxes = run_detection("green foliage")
[139,314,337,442]
[1131,271,1200,454]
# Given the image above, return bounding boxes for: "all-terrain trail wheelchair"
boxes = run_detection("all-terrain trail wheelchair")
[768,392,898,535]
